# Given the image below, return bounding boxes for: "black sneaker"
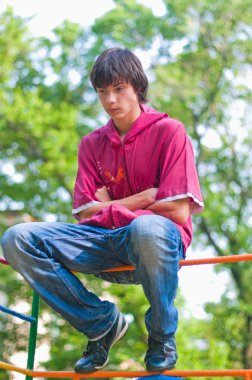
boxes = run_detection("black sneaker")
[74,313,128,373]
[144,335,178,371]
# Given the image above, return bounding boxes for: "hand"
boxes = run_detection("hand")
[140,187,158,204]
[95,186,112,202]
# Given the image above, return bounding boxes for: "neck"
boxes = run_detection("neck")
[114,106,142,136]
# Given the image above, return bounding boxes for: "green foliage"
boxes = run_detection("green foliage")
[0,7,96,227]
[91,0,161,50]
[0,0,251,377]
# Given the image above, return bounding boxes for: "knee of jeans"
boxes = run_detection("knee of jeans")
[130,215,178,242]
[129,215,179,265]
[1,223,31,264]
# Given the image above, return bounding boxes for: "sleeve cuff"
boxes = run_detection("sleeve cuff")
[72,200,100,215]
[156,192,204,214]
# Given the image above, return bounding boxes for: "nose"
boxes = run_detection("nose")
[105,91,116,104]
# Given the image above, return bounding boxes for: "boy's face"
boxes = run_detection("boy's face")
[96,81,140,123]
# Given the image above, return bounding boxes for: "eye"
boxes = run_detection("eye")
[97,89,105,94]
[115,86,124,92]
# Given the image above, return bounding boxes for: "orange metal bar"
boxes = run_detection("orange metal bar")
[181,253,252,266]
[33,370,252,378]
[104,253,252,272]
[2,254,252,272]
[1,361,252,378]
[245,372,251,380]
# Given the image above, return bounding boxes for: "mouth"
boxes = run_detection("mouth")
[108,108,120,113]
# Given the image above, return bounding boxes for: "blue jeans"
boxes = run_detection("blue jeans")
[1,215,184,342]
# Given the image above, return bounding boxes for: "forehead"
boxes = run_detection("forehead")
[96,80,129,89]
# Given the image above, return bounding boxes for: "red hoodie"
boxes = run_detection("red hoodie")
[72,105,204,253]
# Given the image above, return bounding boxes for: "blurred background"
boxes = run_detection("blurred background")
[0,1,251,379]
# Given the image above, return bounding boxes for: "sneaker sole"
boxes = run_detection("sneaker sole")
[146,363,176,371]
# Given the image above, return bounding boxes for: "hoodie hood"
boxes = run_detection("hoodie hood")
[102,104,168,145]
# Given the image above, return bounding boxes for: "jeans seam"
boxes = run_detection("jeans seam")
[49,259,110,323]
[35,235,110,323]
[34,233,107,251]
[34,234,108,258]
[166,228,183,257]
[108,232,130,261]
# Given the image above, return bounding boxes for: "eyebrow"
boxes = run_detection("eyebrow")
[96,81,126,90]
[112,82,126,87]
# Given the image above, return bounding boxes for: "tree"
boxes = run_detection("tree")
[0,0,251,377]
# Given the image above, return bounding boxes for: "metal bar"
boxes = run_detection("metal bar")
[0,304,36,323]
[180,253,252,266]
[25,291,40,380]
[104,253,252,272]
[1,361,252,378]
[2,253,252,272]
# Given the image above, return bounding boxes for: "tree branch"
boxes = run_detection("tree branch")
[200,216,225,257]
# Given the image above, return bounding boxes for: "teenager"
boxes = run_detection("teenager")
[1,47,204,373]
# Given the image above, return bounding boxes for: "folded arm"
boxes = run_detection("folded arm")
[78,186,190,225]
[78,187,158,220]
[146,197,190,225]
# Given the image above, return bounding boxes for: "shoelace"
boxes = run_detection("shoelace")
[82,341,107,360]
[148,339,174,355]
[148,340,165,353]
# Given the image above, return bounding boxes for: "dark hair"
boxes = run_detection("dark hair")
[90,47,148,103]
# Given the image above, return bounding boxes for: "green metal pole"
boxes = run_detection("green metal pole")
[25,291,40,380]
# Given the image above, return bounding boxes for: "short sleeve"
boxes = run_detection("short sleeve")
[156,123,204,214]
[72,137,102,219]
